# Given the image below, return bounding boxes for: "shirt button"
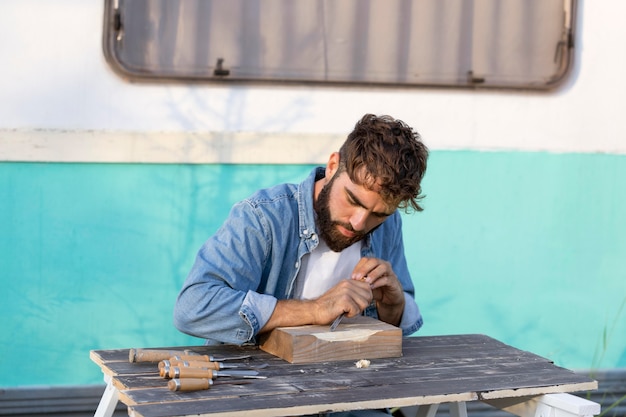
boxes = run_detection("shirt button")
[295,261,299,268]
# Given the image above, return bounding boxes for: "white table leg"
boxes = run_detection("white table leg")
[485,393,601,417]
[402,402,466,417]
[94,375,120,417]
[396,403,439,417]
[449,402,468,417]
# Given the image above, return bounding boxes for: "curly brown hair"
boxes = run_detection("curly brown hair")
[338,114,429,212]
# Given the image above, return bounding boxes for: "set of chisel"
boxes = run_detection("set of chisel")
[128,348,267,392]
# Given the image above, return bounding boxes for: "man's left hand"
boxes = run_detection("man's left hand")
[351,257,405,326]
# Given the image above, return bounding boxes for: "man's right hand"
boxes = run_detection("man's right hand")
[259,279,373,334]
[313,279,373,323]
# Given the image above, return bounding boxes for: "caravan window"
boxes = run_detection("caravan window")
[103,0,577,90]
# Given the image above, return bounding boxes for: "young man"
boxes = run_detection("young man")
[174,113,428,347]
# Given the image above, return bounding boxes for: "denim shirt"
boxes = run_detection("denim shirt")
[174,167,423,345]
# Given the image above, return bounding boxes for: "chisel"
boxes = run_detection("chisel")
[168,366,266,379]
[330,312,345,332]
[168,378,251,392]
[129,348,195,363]
[159,361,267,378]
[171,354,251,362]
[159,359,267,370]
[128,348,250,363]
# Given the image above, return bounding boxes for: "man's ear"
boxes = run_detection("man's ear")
[325,152,340,179]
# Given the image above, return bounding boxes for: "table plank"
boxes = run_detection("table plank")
[123,360,596,413]
[129,384,479,417]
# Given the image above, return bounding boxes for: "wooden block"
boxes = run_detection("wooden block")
[259,315,402,363]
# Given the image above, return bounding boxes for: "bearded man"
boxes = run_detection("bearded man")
[175,113,428,342]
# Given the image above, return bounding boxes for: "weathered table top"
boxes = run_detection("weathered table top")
[90,334,597,417]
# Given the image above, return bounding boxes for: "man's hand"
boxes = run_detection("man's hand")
[259,257,405,335]
[259,279,372,334]
[351,257,405,326]
[313,279,373,322]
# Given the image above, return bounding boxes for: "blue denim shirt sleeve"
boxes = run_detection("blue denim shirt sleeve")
[399,291,423,335]
[363,290,422,336]
[173,198,281,345]
[240,290,278,335]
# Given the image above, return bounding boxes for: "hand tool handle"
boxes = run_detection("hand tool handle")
[159,359,220,370]
[172,354,211,361]
[168,378,213,392]
[129,348,193,363]
[169,366,215,379]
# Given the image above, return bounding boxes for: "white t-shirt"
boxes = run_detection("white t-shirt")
[293,239,362,300]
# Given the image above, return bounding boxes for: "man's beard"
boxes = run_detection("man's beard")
[314,175,366,252]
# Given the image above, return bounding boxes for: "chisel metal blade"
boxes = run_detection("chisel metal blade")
[217,362,268,370]
[209,354,251,361]
[329,313,345,332]
[213,370,263,378]
[172,354,252,362]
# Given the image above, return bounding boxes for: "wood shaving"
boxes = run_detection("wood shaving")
[355,359,370,368]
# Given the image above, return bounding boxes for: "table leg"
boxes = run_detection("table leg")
[393,404,437,417]
[94,375,120,417]
[484,393,601,417]
[449,402,468,417]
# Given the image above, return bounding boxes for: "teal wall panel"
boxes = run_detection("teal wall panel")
[0,152,624,387]
[404,151,626,371]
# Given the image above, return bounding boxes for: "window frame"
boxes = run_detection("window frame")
[102,0,578,90]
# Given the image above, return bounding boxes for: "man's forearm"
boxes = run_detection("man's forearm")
[259,299,319,334]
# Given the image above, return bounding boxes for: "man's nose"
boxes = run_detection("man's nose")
[350,209,369,232]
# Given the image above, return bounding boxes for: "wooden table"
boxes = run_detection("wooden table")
[90,334,600,417]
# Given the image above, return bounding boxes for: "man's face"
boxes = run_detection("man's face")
[315,169,394,252]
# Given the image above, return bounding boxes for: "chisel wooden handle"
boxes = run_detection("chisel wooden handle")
[169,366,216,379]
[168,378,213,392]
[129,348,193,363]
[159,365,212,378]
[159,362,221,378]
[171,354,215,362]
[159,359,220,370]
